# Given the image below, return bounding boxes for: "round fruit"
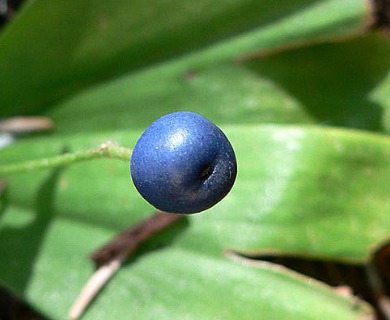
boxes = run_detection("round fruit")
[130,111,237,214]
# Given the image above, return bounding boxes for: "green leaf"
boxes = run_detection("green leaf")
[246,33,390,131]
[46,33,390,135]
[0,199,374,320]
[0,150,373,319]
[0,0,367,116]
[47,63,314,134]
[2,125,390,264]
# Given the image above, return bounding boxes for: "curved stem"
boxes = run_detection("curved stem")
[68,256,124,320]
[0,141,132,176]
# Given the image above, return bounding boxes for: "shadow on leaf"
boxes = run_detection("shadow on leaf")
[247,34,390,132]
[0,167,63,294]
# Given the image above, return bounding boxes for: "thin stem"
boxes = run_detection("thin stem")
[0,141,132,176]
[69,212,183,319]
[68,257,124,320]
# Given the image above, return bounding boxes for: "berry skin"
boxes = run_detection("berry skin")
[130,111,237,214]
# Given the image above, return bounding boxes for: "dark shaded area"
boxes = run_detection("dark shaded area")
[0,167,62,293]
[370,0,390,34]
[375,244,390,301]
[0,179,7,218]
[0,162,63,320]
[0,167,62,320]
[238,243,390,320]
[246,34,390,132]
[0,0,24,28]
[0,287,47,320]
[0,175,49,320]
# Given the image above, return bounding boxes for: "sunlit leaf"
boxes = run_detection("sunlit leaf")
[0,126,378,319]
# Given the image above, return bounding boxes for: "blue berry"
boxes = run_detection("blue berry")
[130,111,237,214]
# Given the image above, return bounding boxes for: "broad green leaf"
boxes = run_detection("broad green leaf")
[0,126,376,319]
[0,203,373,319]
[46,34,390,135]
[2,125,390,264]
[0,0,367,116]
[48,63,313,134]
